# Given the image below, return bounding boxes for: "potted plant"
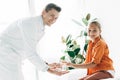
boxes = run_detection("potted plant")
[61,34,85,63]
[60,34,85,70]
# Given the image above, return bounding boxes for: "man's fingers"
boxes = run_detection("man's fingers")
[57,70,69,76]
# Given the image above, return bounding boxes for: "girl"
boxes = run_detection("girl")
[65,21,115,80]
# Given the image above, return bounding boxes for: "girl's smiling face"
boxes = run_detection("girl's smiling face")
[88,23,101,41]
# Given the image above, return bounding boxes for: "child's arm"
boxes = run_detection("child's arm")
[65,62,97,69]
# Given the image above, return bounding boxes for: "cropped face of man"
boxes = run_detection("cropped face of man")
[42,8,60,26]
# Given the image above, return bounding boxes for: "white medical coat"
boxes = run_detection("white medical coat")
[0,16,49,80]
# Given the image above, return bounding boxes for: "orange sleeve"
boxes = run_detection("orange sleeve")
[84,42,92,63]
[91,42,105,64]
[84,53,89,63]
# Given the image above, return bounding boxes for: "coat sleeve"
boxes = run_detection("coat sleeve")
[18,20,49,72]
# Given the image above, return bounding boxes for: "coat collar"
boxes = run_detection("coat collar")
[89,36,101,45]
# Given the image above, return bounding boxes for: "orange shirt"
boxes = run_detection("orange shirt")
[84,37,114,75]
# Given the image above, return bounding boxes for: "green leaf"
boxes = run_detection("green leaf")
[68,67,74,70]
[66,34,72,42]
[73,40,77,45]
[66,40,72,45]
[86,13,91,21]
[74,48,80,55]
[71,58,76,63]
[76,54,85,63]
[69,44,74,48]
[84,31,87,36]
[60,56,65,60]
[84,43,88,52]
[82,18,88,26]
[76,54,83,58]
[61,36,66,43]
[67,51,75,58]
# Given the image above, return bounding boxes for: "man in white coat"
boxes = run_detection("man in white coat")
[0,3,68,80]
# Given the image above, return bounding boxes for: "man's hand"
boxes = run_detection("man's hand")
[47,68,69,76]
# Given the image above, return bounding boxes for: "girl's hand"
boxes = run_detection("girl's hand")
[61,60,72,67]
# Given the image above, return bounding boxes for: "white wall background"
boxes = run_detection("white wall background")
[0,0,120,80]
